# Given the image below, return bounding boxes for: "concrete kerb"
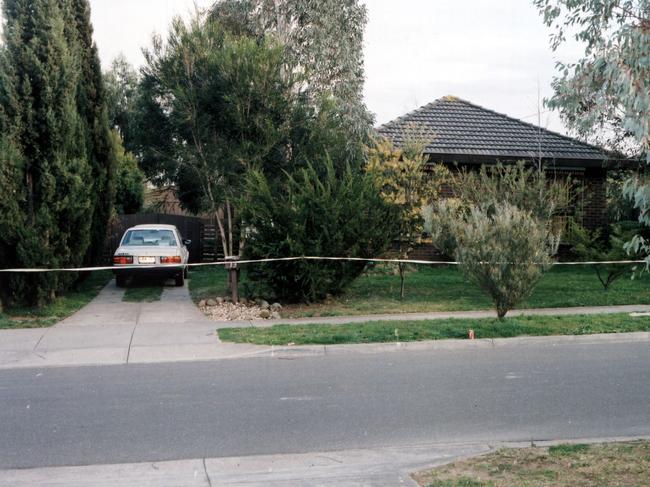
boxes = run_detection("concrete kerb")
[2,435,649,487]
[251,330,650,359]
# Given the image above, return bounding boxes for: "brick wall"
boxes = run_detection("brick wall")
[581,168,607,229]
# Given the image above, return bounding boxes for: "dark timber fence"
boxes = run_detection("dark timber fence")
[106,213,222,264]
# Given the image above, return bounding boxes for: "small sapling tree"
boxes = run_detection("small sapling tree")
[569,221,642,290]
[366,136,448,298]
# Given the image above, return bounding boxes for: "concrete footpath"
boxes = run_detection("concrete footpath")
[1,436,647,487]
[1,279,649,370]
[0,443,491,487]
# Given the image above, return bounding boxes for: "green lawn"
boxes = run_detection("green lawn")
[0,271,112,329]
[189,265,246,302]
[217,313,650,345]
[189,264,650,318]
[413,441,650,486]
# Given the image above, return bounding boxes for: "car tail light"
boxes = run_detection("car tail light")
[113,256,133,265]
[160,256,182,264]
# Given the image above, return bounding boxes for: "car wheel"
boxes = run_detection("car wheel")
[115,275,127,288]
[175,273,185,287]
[184,266,188,279]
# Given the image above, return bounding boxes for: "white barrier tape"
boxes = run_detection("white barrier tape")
[0,256,645,273]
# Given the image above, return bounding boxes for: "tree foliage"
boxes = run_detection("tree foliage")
[0,0,90,305]
[240,159,400,302]
[534,1,650,260]
[534,0,649,158]
[454,203,559,318]
[104,54,140,152]
[211,0,373,154]
[67,0,117,266]
[428,164,567,317]
[137,10,369,263]
[112,131,144,215]
[431,163,572,257]
[138,13,301,258]
[450,163,573,222]
[0,0,114,306]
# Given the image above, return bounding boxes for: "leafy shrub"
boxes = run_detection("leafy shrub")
[569,220,643,290]
[429,198,463,259]
[454,203,559,318]
[450,162,573,222]
[431,162,573,258]
[240,159,400,302]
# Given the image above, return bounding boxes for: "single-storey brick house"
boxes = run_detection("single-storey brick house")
[377,96,634,230]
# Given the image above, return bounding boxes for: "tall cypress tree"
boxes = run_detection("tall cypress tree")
[65,0,117,266]
[0,0,92,306]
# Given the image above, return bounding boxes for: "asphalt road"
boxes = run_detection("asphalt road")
[1,340,649,470]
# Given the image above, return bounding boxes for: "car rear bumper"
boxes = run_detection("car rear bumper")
[112,265,186,278]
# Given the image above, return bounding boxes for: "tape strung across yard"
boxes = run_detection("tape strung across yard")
[0,256,645,273]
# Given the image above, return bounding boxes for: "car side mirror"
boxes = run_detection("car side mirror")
[183,239,192,246]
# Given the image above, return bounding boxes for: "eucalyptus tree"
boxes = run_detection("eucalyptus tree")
[104,54,140,152]
[534,1,650,257]
[211,0,373,156]
[534,0,649,157]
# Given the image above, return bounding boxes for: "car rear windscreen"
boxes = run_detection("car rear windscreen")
[121,229,178,247]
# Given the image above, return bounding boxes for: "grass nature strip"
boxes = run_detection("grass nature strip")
[0,271,112,329]
[217,313,650,345]
[412,441,650,486]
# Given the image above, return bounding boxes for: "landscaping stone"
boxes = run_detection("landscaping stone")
[259,309,271,319]
[270,311,281,320]
[201,302,268,321]
[206,299,217,307]
[216,297,224,305]
[198,299,207,308]
[259,300,270,310]
[271,302,282,311]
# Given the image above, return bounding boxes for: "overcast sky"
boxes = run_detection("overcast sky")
[88,0,582,133]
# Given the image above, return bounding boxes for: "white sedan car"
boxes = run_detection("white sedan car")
[112,224,190,287]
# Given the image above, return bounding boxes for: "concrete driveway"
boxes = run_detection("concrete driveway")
[0,280,266,369]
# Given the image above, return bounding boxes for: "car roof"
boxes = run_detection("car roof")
[126,224,179,231]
